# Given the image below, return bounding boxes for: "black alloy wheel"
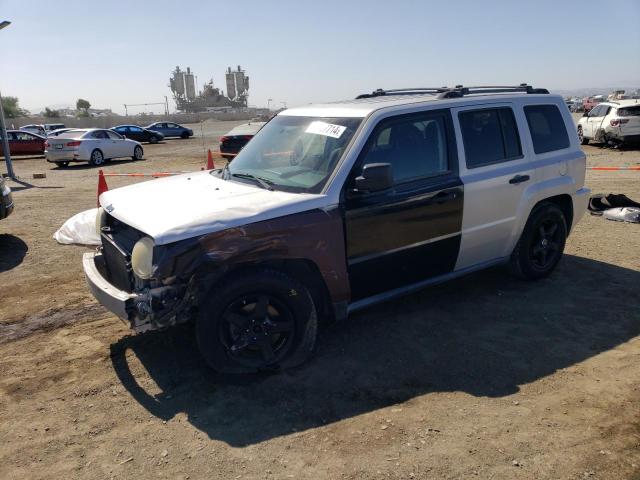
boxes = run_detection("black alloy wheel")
[509,203,567,280]
[220,293,295,369]
[196,269,318,374]
[529,220,562,272]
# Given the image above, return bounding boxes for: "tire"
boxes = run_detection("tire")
[54,161,69,168]
[196,268,318,374]
[149,136,158,144]
[132,146,143,161]
[577,126,589,145]
[89,149,104,166]
[509,203,567,280]
[181,131,189,139]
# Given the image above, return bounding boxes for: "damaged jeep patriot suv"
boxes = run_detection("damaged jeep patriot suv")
[85,84,589,373]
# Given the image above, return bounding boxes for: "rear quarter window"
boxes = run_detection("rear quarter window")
[524,105,570,154]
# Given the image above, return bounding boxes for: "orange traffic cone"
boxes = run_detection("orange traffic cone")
[97,169,109,207]
[207,149,215,170]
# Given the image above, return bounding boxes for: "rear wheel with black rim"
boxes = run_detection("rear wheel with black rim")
[509,203,567,280]
[196,269,318,374]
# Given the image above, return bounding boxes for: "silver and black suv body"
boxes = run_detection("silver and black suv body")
[84,84,590,373]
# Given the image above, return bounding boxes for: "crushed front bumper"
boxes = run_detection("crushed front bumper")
[83,252,137,321]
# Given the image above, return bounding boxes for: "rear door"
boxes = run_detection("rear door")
[89,130,112,157]
[127,126,146,142]
[344,109,463,301]
[452,103,534,270]
[166,123,180,136]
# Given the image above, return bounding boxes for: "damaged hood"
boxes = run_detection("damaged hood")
[99,170,328,245]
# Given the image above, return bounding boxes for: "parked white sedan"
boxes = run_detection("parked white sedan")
[45,128,143,167]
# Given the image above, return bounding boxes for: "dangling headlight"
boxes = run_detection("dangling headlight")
[95,207,107,236]
[131,236,155,279]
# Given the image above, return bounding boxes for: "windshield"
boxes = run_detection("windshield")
[220,115,362,193]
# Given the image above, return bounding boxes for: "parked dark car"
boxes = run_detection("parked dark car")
[0,176,14,220]
[111,125,164,144]
[219,122,265,160]
[146,122,193,139]
[0,130,46,155]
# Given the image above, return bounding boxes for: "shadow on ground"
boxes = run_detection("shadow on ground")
[0,234,28,273]
[111,254,640,447]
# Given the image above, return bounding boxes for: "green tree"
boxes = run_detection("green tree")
[76,98,91,116]
[43,107,60,118]
[1,96,28,118]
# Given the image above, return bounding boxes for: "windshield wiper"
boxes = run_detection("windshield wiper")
[231,172,274,191]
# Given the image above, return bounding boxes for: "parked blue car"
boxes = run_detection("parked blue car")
[145,122,193,139]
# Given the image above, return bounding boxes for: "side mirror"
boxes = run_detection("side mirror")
[354,163,393,193]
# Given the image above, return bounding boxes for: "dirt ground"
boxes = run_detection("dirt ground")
[0,119,639,480]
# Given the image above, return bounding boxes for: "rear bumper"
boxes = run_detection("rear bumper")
[612,134,640,143]
[83,252,137,321]
[45,150,84,162]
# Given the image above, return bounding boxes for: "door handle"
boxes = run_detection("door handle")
[432,191,457,204]
[509,174,530,185]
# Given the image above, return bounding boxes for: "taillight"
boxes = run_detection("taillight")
[242,135,253,140]
[220,136,229,143]
[610,119,629,126]
[66,141,81,147]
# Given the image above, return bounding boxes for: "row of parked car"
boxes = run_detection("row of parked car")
[0,122,194,166]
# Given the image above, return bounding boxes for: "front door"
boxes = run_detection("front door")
[344,109,463,301]
[586,105,607,139]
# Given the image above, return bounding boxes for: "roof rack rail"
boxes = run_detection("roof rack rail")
[355,84,549,100]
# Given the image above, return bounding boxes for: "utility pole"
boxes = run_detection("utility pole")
[164,96,169,116]
[0,21,15,179]
[124,104,128,116]
[0,90,14,178]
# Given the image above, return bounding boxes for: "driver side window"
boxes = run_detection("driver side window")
[359,112,450,184]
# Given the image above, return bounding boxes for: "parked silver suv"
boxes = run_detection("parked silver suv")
[84,84,590,373]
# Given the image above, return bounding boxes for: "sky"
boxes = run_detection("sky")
[1,0,639,115]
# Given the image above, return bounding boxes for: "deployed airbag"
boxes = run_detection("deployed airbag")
[53,208,101,246]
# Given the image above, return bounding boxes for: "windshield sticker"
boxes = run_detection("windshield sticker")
[305,121,347,139]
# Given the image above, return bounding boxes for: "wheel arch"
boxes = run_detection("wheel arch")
[199,258,335,322]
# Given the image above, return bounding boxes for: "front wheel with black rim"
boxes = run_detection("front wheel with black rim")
[509,203,567,280]
[196,269,318,374]
[577,126,589,145]
[89,149,104,166]
[132,145,143,160]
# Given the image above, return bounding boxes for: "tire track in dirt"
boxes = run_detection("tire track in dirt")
[0,303,106,344]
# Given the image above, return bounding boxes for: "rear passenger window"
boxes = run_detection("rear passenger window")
[360,112,450,184]
[459,108,522,168]
[524,105,570,154]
